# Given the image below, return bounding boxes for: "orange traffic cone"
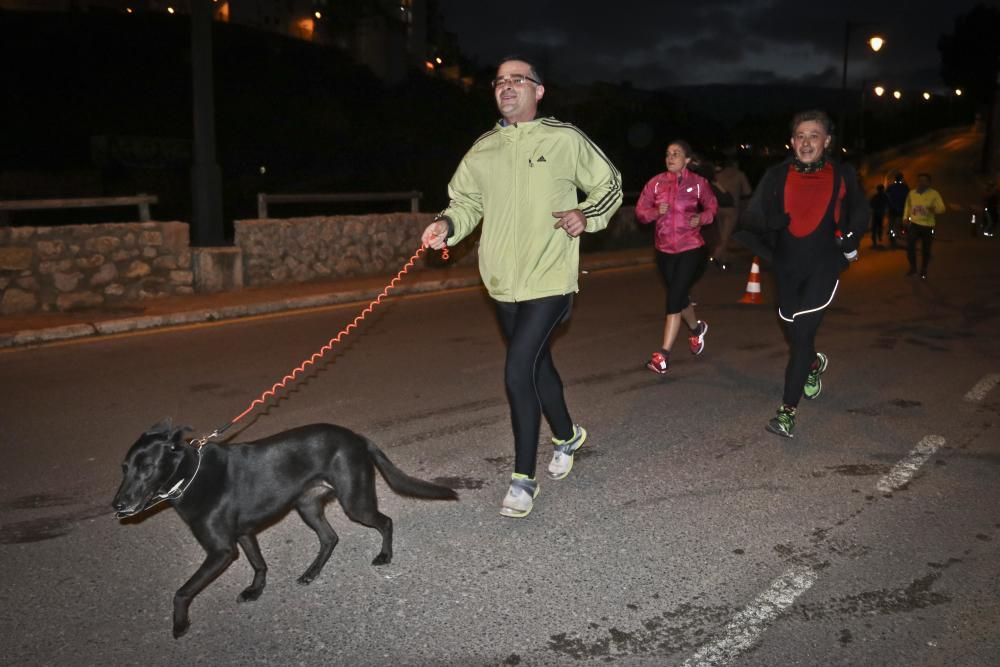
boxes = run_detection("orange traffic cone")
[739,256,763,304]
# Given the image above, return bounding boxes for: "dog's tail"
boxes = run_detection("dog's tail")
[366,440,458,501]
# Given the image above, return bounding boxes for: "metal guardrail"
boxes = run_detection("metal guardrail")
[0,194,157,224]
[256,190,423,219]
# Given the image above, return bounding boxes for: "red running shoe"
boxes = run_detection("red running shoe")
[646,351,670,375]
[689,320,708,356]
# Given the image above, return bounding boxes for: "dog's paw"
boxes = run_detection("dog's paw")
[238,587,263,603]
[296,573,316,586]
[371,553,392,566]
[172,620,190,639]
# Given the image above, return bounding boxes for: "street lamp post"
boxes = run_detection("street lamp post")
[859,79,868,151]
[190,0,225,246]
[840,21,884,151]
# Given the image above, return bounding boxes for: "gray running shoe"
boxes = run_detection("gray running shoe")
[500,474,539,518]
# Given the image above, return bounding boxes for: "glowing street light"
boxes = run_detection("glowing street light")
[167,6,175,14]
[868,36,885,52]
[874,85,885,97]
[922,92,931,101]
[435,57,443,65]
[893,90,902,100]
[314,11,322,19]
[955,88,963,96]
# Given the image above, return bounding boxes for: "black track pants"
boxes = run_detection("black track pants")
[776,270,838,407]
[494,294,575,477]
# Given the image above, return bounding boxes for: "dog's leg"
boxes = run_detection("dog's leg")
[366,513,393,566]
[295,495,340,584]
[236,535,268,602]
[173,548,236,639]
[340,498,394,566]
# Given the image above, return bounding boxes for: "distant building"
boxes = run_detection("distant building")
[0,0,435,84]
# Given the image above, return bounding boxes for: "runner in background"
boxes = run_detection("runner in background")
[740,110,869,438]
[635,140,718,375]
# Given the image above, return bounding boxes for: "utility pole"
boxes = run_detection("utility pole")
[840,21,852,150]
[190,0,225,246]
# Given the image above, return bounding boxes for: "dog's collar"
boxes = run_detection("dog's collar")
[114,445,203,519]
[154,445,203,503]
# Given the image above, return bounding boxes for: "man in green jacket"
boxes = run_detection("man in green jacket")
[422,56,622,518]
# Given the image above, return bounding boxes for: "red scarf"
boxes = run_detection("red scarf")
[785,163,843,238]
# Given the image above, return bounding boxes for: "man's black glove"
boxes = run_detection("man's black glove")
[838,231,859,262]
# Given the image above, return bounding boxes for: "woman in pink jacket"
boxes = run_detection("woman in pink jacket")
[636,140,718,374]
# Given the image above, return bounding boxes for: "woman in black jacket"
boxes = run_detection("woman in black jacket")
[739,110,869,438]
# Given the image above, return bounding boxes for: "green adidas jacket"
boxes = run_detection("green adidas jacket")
[441,117,623,302]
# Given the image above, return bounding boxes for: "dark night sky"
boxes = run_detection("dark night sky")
[438,0,993,92]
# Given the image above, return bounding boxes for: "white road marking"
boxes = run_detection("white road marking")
[876,435,946,494]
[964,373,1000,402]
[681,565,818,667]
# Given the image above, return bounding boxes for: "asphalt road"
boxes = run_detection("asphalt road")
[1,223,998,666]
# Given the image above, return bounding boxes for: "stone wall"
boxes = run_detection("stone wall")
[0,208,646,314]
[0,221,192,314]
[234,213,470,287]
[234,207,644,288]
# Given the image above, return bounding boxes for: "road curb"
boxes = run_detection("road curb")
[0,254,652,350]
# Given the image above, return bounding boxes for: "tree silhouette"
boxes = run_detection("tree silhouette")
[939,3,1000,171]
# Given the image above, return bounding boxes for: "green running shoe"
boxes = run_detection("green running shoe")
[803,352,828,400]
[548,424,587,480]
[500,474,539,518]
[766,404,797,438]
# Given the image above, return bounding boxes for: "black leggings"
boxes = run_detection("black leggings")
[871,212,884,244]
[776,269,838,407]
[655,247,707,314]
[494,294,575,477]
[907,224,934,273]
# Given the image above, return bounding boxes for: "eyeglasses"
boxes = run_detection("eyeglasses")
[491,74,541,89]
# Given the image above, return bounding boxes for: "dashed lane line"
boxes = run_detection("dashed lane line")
[681,565,818,667]
[681,377,988,665]
[964,373,1000,403]
[876,435,946,494]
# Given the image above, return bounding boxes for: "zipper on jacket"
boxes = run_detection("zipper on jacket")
[512,127,520,300]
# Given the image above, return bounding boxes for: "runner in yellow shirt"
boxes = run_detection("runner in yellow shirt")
[903,173,946,279]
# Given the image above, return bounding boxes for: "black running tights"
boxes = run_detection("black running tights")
[906,224,934,273]
[655,247,707,314]
[494,294,575,477]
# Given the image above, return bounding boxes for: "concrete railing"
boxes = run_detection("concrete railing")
[256,191,423,218]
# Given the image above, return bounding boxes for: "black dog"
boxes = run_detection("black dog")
[112,420,457,638]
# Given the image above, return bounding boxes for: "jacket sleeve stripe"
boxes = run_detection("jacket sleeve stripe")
[581,180,623,217]
[540,119,623,219]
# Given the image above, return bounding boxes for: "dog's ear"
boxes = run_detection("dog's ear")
[148,418,174,437]
[169,425,193,450]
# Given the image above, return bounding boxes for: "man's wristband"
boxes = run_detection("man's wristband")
[433,214,455,238]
